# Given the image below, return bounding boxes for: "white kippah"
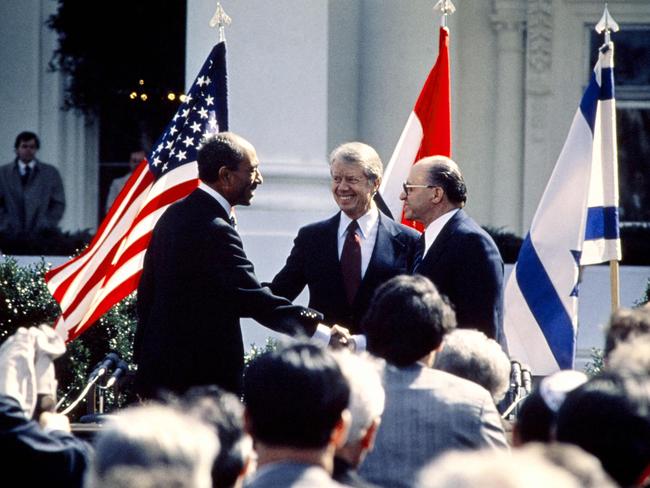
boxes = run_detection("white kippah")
[539,370,588,413]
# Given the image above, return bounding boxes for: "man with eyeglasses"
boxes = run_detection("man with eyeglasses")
[400,156,504,341]
[269,142,420,335]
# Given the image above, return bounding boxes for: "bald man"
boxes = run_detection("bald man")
[400,156,504,341]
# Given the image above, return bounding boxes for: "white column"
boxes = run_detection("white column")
[490,0,526,233]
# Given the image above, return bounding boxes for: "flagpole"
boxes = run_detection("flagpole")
[596,4,621,312]
[209,1,232,42]
[434,0,456,27]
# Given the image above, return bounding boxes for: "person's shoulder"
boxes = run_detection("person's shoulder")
[383,217,420,239]
[297,213,340,235]
[428,367,496,405]
[36,161,62,173]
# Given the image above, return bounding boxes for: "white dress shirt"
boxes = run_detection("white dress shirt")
[423,208,460,254]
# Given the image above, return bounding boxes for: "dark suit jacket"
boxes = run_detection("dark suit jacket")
[0,159,65,237]
[413,209,504,340]
[134,188,322,398]
[269,212,420,334]
[0,394,90,488]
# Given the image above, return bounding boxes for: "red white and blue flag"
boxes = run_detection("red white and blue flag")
[379,26,451,231]
[45,42,229,342]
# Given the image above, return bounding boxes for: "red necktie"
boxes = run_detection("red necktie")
[341,220,361,304]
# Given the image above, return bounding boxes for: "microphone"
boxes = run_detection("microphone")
[88,352,120,380]
[510,360,522,390]
[105,360,129,389]
[521,366,533,395]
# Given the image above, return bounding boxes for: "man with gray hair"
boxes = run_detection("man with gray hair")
[270,142,420,334]
[401,156,504,340]
[85,403,219,488]
[434,329,511,404]
[331,350,385,488]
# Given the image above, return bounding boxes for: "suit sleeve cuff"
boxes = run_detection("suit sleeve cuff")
[352,334,366,352]
[311,324,331,346]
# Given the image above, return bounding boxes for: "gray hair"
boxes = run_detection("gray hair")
[329,142,383,183]
[434,329,510,402]
[416,448,580,488]
[85,404,219,488]
[332,350,385,443]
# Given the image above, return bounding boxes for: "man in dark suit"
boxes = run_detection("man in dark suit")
[244,342,350,488]
[401,156,504,340]
[134,132,327,399]
[269,142,420,334]
[0,131,65,239]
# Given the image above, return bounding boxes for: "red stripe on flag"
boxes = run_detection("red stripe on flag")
[65,270,144,341]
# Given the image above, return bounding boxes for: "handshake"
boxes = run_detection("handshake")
[328,324,364,351]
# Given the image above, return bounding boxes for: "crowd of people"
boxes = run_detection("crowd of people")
[0,130,649,487]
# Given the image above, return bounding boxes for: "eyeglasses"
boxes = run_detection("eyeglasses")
[402,182,435,195]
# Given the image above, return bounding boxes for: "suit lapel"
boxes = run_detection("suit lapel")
[418,209,466,270]
[362,215,399,286]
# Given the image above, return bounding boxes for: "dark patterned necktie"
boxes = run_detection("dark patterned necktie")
[413,232,426,271]
[21,165,31,186]
[341,220,362,304]
[229,213,237,229]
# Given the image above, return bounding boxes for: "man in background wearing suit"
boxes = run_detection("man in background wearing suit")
[270,142,420,334]
[360,275,508,488]
[244,342,350,488]
[0,131,65,239]
[135,132,330,400]
[401,156,504,341]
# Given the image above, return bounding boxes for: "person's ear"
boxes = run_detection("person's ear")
[331,408,351,449]
[360,418,381,451]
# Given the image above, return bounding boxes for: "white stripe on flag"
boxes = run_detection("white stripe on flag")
[504,42,617,375]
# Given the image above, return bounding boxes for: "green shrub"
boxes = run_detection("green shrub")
[0,256,136,419]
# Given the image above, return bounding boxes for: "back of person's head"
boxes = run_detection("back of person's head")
[331,350,385,445]
[607,334,650,375]
[14,131,40,149]
[520,442,617,488]
[243,342,350,449]
[181,385,250,488]
[434,329,510,402]
[556,370,650,487]
[86,404,219,488]
[197,132,251,183]
[416,448,580,488]
[514,370,587,445]
[362,274,456,366]
[604,307,650,358]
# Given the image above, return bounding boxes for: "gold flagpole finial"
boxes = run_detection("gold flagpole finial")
[209,2,232,43]
[434,0,456,28]
[595,3,619,45]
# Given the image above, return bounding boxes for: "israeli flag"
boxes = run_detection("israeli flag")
[504,42,620,375]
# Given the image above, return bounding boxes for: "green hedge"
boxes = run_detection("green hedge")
[483,223,650,265]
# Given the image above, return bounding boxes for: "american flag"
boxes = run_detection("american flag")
[45,42,229,342]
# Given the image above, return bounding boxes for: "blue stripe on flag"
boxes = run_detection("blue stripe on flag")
[579,72,600,134]
[584,206,620,240]
[516,235,575,369]
[600,67,614,101]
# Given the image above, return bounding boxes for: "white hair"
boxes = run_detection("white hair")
[434,329,511,402]
[332,350,385,443]
[85,404,219,488]
[417,448,581,488]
